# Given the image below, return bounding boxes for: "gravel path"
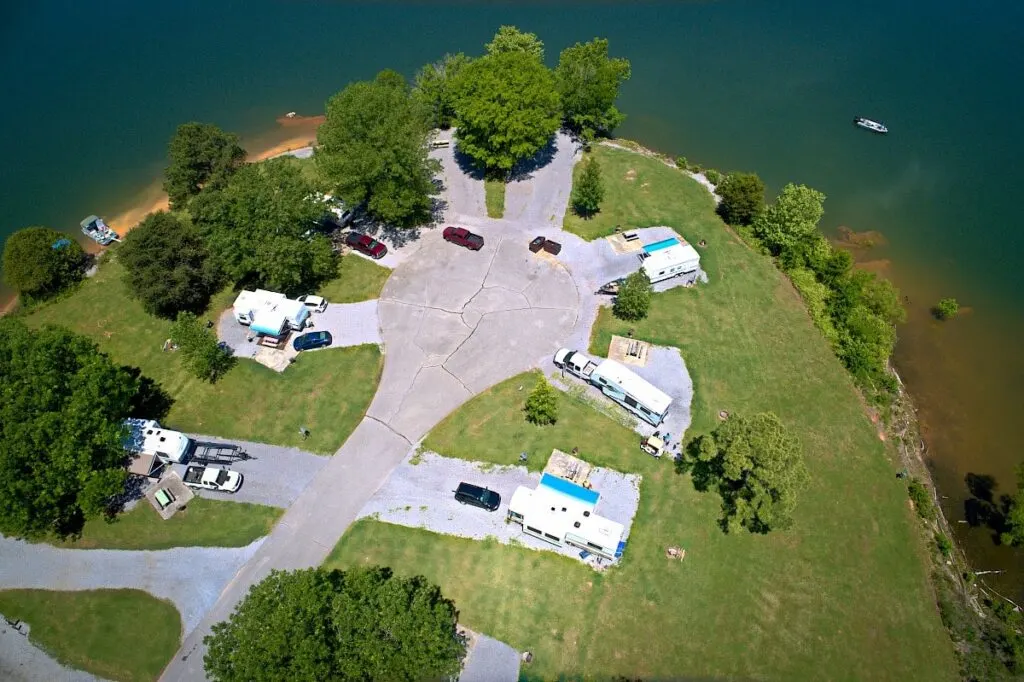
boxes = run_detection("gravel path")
[357,451,641,566]
[0,536,264,636]
[0,624,102,682]
[302,300,381,348]
[182,435,328,508]
[459,632,520,682]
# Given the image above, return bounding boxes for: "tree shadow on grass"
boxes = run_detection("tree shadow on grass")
[964,472,1013,545]
[125,367,174,421]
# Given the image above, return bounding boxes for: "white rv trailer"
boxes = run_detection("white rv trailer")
[588,358,672,426]
[123,418,194,464]
[507,474,625,560]
[232,289,310,337]
[640,243,701,284]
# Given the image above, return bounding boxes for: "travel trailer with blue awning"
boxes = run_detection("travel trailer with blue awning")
[232,289,310,337]
[639,237,700,284]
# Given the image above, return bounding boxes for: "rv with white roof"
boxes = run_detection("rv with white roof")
[554,349,672,426]
[639,237,701,284]
[507,474,625,560]
[232,289,310,337]
[123,419,194,464]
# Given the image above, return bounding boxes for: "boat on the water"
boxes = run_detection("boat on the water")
[80,215,120,245]
[854,117,888,134]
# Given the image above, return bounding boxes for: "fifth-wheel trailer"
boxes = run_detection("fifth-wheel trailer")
[554,348,672,425]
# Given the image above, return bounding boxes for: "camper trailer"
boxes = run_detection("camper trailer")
[123,419,194,464]
[639,238,700,284]
[232,290,310,337]
[507,474,624,561]
[589,358,672,426]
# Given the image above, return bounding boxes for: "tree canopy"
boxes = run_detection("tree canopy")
[0,320,138,537]
[413,53,471,129]
[170,312,235,383]
[571,156,605,217]
[613,268,652,321]
[485,25,545,61]
[716,172,766,226]
[2,226,86,299]
[1001,465,1024,547]
[454,51,561,173]
[317,71,439,226]
[555,38,631,142]
[680,413,809,534]
[191,158,334,295]
[118,212,219,319]
[751,183,826,262]
[525,376,559,425]
[163,122,246,208]
[204,566,465,682]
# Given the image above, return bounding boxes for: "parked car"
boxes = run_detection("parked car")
[454,482,501,511]
[183,465,243,493]
[443,226,484,251]
[297,294,327,313]
[345,231,387,259]
[293,331,333,351]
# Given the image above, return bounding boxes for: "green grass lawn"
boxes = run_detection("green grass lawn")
[484,178,505,218]
[316,255,391,304]
[0,589,181,682]
[49,497,281,550]
[27,259,382,454]
[563,144,722,242]
[327,144,958,681]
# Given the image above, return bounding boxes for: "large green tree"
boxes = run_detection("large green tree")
[170,312,235,383]
[613,268,652,321]
[524,376,559,425]
[204,566,465,682]
[0,320,139,537]
[2,226,86,299]
[751,183,826,262]
[118,212,219,319]
[191,158,335,294]
[163,122,246,208]
[485,25,545,61]
[555,38,631,142]
[716,172,766,226]
[681,413,809,534]
[317,71,438,226]
[1001,465,1024,547]
[454,51,561,173]
[413,53,471,129]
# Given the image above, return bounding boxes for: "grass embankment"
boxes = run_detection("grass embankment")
[484,178,505,218]
[49,496,280,550]
[27,259,383,455]
[327,144,958,681]
[316,254,391,303]
[0,588,181,682]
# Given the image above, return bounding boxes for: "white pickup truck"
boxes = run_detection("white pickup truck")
[183,465,243,493]
[553,348,599,380]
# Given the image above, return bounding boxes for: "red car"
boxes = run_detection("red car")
[345,231,387,259]
[443,226,485,251]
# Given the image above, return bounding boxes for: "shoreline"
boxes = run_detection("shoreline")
[0,119,321,316]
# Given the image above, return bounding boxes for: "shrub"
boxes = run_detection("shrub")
[571,157,605,217]
[933,297,959,320]
[2,226,86,299]
[613,268,652,321]
[934,533,953,558]
[703,168,722,185]
[907,478,936,520]
[169,312,235,383]
[524,376,559,425]
[716,172,766,226]
[675,156,688,171]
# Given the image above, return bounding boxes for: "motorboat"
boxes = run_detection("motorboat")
[854,117,888,134]
[80,215,120,245]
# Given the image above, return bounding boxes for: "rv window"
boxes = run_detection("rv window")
[658,271,665,276]
[526,526,542,534]
[624,396,638,408]
[583,511,591,517]
[544,533,560,542]
[587,542,603,551]
[561,507,567,512]
[574,521,581,528]
[509,511,523,519]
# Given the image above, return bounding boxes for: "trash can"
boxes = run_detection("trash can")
[543,240,562,255]
[529,236,546,253]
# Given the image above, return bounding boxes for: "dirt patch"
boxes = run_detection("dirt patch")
[625,169,637,182]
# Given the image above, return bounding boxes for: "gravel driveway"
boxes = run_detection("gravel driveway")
[0,625,101,682]
[301,300,381,349]
[357,451,641,566]
[0,536,264,636]
[459,632,520,682]
[181,435,328,508]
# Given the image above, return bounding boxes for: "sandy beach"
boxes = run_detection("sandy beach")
[0,116,322,315]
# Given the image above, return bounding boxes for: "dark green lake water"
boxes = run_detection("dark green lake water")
[3,0,1023,594]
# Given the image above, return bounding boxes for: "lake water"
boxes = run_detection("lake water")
[2,0,1023,595]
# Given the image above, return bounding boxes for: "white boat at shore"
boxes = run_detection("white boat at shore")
[80,215,120,245]
[854,117,888,134]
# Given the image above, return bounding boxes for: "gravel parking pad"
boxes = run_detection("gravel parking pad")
[459,632,521,682]
[0,625,100,682]
[181,435,328,508]
[357,451,641,566]
[302,300,381,348]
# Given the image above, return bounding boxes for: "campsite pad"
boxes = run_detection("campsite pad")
[146,471,194,520]
[606,232,646,255]
[608,335,651,367]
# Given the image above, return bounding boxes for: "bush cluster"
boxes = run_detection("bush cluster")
[907,477,936,520]
[169,312,235,383]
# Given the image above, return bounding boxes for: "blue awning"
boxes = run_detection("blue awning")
[539,473,600,505]
[643,238,679,254]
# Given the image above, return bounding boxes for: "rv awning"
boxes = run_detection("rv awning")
[250,309,287,336]
[539,473,600,506]
[127,452,162,477]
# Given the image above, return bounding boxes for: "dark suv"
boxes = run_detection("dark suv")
[454,482,500,511]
